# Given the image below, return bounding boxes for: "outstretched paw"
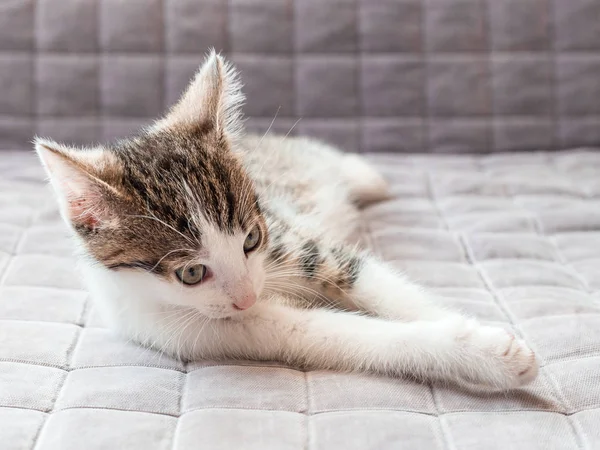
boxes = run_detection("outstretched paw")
[466,323,539,389]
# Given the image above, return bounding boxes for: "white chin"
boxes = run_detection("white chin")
[204,309,243,320]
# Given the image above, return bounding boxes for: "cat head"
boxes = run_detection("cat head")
[35,51,268,319]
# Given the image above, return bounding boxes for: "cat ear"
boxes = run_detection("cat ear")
[35,138,122,231]
[155,49,244,140]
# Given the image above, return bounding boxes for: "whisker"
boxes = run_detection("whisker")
[128,213,195,245]
[147,248,195,273]
[237,106,283,218]
[253,106,280,155]
[175,310,202,360]
[191,315,211,354]
[139,308,193,365]
[250,106,284,179]
[280,117,302,142]
[265,284,338,311]
[264,279,338,309]
[157,308,198,363]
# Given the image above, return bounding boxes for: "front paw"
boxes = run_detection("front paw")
[459,321,539,389]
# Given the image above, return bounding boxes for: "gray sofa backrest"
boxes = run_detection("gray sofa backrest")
[1,0,599,153]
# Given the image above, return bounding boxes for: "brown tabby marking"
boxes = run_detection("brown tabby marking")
[70,123,266,276]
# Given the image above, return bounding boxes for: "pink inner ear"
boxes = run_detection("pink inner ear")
[68,195,101,229]
[37,142,116,230]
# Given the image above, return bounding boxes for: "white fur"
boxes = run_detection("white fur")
[84,257,537,389]
[37,53,539,390]
[74,135,538,390]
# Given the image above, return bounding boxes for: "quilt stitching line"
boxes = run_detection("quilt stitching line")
[6,403,600,419]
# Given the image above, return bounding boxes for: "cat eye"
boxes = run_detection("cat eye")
[243,225,261,253]
[175,264,206,285]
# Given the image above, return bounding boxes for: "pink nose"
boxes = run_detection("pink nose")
[233,292,257,311]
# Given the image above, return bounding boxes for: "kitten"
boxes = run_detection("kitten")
[35,51,538,389]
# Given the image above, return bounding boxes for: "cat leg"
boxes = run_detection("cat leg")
[337,251,458,321]
[340,154,391,205]
[153,303,537,389]
[268,238,453,321]
[266,240,538,385]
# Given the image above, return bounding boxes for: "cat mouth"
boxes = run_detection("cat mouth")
[203,304,250,320]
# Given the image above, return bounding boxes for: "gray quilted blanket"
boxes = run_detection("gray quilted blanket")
[2,149,600,449]
[2,0,600,448]
[1,0,600,154]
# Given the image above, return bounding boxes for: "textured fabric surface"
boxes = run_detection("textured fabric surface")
[2,149,600,449]
[1,0,600,153]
